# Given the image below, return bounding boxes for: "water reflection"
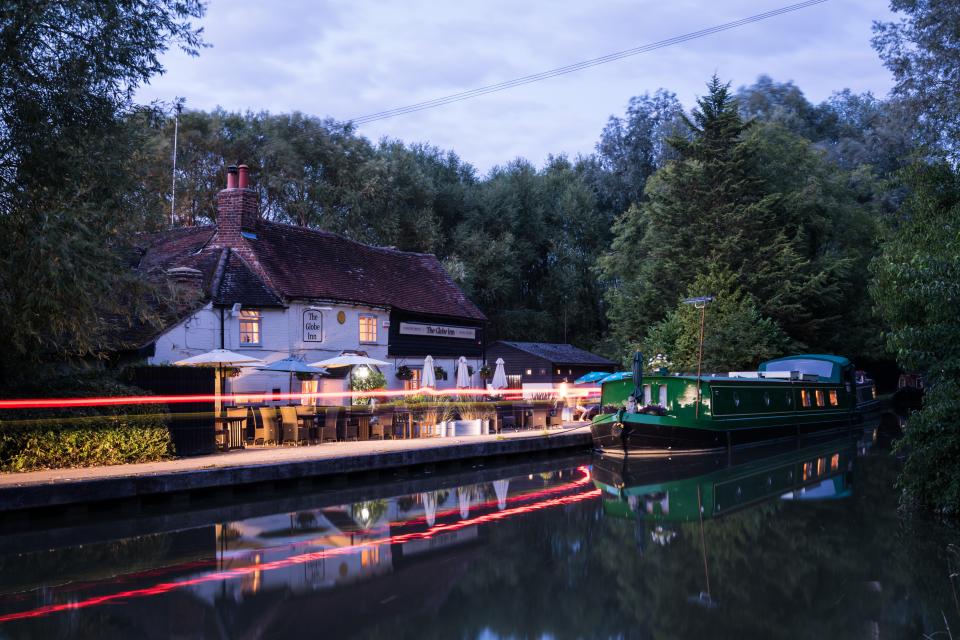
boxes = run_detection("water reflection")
[0,419,957,639]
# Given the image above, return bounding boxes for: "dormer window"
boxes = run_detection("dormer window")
[239,309,262,346]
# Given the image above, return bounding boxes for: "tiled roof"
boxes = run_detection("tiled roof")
[252,222,484,320]
[136,221,485,321]
[212,250,284,307]
[496,341,615,366]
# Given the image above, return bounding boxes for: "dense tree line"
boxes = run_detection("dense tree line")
[133,73,905,364]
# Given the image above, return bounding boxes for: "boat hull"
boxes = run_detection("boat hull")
[590,413,859,456]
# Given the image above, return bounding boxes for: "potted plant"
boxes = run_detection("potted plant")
[295,371,314,382]
[395,365,414,381]
[479,365,493,381]
[434,365,448,381]
[350,369,387,406]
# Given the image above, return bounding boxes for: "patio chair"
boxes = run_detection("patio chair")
[320,406,339,443]
[280,406,308,446]
[296,405,319,443]
[256,407,279,445]
[369,415,386,440]
[342,411,359,441]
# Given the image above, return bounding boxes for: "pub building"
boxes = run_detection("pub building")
[134,164,486,404]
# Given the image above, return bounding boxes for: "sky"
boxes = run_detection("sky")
[137,0,897,174]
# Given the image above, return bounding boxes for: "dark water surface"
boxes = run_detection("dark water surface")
[0,422,957,639]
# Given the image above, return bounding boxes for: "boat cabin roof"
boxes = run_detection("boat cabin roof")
[759,354,850,383]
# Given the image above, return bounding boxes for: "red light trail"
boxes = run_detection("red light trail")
[0,467,599,624]
[0,387,600,411]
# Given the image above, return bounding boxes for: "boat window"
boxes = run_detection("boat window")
[658,385,668,407]
[643,384,652,405]
[733,391,740,407]
[830,453,840,471]
[815,389,825,407]
[828,389,839,406]
[763,392,771,406]
[786,392,792,405]
[801,389,812,407]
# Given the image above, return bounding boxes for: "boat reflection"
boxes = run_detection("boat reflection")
[593,432,867,527]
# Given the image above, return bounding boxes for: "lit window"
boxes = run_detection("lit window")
[556,368,561,375]
[239,309,262,345]
[405,368,422,391]
[801,389,812,407]
[828,389,839,406]
[815,389,825,407]
[359,315,377,343]
[658,385,668,407]
[643,384,652,405]
[525,369,533,376]
[830,453,840,471]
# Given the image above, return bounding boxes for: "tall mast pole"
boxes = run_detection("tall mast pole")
[171,99,183,227]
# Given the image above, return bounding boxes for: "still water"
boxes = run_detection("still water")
[0,421,957,639]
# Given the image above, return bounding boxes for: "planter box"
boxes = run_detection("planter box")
[440,419,484,437]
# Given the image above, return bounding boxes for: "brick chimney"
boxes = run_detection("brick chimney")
[216,164,260,239]
[211,164,279,295]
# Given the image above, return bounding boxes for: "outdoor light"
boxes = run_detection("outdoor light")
[355,366,370,379]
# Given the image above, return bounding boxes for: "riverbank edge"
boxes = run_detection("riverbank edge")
[0,429,593,514]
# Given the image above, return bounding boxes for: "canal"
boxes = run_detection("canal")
[0,418,957,638]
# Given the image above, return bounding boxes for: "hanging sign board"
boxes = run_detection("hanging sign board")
[399,322,476,340]
[303,309,323,342]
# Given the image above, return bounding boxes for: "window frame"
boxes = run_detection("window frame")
[358,314,378,344]
[239,309,263,346]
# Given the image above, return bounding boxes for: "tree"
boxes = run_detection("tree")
[600,76,879,363]
[0,1,205,385]
[871,161,960,513]
[873,0,960,157]
[643,270,789,372]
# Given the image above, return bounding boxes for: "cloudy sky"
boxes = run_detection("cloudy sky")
[137,0,896,174]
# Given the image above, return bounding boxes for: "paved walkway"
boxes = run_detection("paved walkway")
[0,424,593,511]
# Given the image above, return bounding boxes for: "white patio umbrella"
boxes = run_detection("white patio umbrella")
[174,349,264,416]
[421,355,436,388]
[456,356,471,389]
[422,491,437,527]
[308,354,392,368]
[491,357,508,390]
[493,479,510,511]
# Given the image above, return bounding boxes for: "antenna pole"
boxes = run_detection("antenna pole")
[171,99,183,227]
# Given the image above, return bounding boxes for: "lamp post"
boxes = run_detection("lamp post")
[682,296,714,419]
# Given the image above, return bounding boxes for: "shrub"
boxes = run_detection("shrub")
[0,374,172,472]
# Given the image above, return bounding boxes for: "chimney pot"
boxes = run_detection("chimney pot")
[238,164,249,189]
[226,165,238,189]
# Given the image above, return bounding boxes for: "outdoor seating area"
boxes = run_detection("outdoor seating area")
[213,400,582,451]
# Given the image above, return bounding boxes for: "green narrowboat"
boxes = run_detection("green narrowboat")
[590,354,876,455]
[593,435,860,525]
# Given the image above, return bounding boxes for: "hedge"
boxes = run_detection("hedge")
[0,375,173,473]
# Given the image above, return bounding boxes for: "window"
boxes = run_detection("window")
[301,379,318,406]
[801,389,812,407]
[359,315,377,343]
[405,368,422,391]
[828,389,839,407]
[642,384,652,405]
[815,389,825,407]
[830,453,840,471]
[239,309,262,345]
[658,385,668,407]
[507,374,522,389]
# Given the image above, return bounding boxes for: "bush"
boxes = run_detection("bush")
[0,374,172,472]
